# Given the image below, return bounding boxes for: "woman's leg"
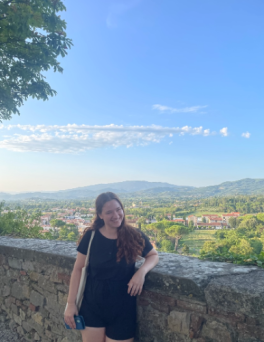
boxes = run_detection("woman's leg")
[81,327,106,342]
[105,337,133,342]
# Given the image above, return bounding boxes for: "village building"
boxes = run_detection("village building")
[40,216,51,225]
[171,218,186,225]
[187,215,198,225]
[197,222,228,229]
[222,212,240,224]
[208,217,223,223]
[201,215,221,223]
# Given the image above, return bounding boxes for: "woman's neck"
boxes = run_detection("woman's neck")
[99,225,118,239]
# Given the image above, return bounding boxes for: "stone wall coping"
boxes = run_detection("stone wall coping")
[1,236,263,301]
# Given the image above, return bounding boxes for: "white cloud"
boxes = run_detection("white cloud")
[203,129,210,136]
[220,127,228,137]
[152,104,207,113]
[0,124,216,153]
[242,132,251,138]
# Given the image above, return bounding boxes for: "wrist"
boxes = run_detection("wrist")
[138,267,147,276]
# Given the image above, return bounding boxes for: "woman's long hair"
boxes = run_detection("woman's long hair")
[78,192,145,263]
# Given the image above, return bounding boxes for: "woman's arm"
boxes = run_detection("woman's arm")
[64,252,86,329]
[127,249,159,296]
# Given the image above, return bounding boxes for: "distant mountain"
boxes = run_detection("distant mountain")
[0,181,192,200]
[194,178,264,197]
[131,178,264,198]
[1,178,264,201]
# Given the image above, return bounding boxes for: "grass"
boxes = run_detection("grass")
[179,230,217,256]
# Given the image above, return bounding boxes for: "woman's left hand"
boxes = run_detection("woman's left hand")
[127,269,146,296]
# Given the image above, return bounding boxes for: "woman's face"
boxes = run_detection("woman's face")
[100,199,124,228]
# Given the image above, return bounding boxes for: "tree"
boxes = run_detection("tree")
[58,224,79,241]
[249,238,263,254]
[202,217,206,223]
[229,239,254,255]
[165,225,189,251]
[160,239,174,252]
[229,217,237,228]
[257,213,264,224]
[0,208,42,238]
[50,219,65,228]
[0,0,73,121]
[188,220,194,231]
[67,231,76,241]
[181,244,190,254]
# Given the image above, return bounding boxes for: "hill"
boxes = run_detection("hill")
[1,178,264,201]
[0,181,191,200]
[194,178,264,197]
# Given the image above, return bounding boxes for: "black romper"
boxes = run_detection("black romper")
[77,229,153,340]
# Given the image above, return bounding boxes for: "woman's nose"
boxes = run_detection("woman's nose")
[113,212,119,218]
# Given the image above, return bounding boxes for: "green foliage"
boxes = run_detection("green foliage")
[188,220,194,230]
[58,225,79,241]
[228,217,237,228]
[160,239,174,252]
[165,224,189,250]
[229,239,254,255]
[165,225,188,238]
[0,0,73,121]
[249,238,263,254]
[181,244,189,254]
[200,213,264,268]
[200,250,264,268]
[256,213,264,223]
[0,204,43,238]
[50,219,65,228]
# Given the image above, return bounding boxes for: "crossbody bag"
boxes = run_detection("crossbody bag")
[65,230,95,313]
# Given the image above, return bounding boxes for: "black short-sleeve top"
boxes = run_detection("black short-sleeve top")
[77,229,153,283]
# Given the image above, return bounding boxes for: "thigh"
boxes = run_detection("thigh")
[105,337,133,342]
[105,295,136,341]
[81,327,106,342]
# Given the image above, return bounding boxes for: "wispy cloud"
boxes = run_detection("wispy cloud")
[152,104,208,113]
[242,132,251,138]
[220,127,228,137]
[106,0,141,28]
[0,124,219,153]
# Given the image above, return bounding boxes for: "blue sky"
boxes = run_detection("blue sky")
[1,0,264,192]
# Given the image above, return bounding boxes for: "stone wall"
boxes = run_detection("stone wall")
[0,237,264,342]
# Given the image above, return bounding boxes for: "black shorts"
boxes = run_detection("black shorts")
[79,278,137,340]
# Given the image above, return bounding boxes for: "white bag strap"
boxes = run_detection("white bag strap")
[64,230,95,315]
[84,230,95,267]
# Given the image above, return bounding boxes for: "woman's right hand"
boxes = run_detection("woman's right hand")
[64,303,78,329]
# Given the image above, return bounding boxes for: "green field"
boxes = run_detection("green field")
[179,230,216,256]
[186,211,222,217]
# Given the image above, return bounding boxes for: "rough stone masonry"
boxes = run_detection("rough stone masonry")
[0,236,264,342]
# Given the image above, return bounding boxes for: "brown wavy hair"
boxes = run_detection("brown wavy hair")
[78,192,145,263]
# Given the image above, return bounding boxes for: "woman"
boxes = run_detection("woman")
[64,192,159,342]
